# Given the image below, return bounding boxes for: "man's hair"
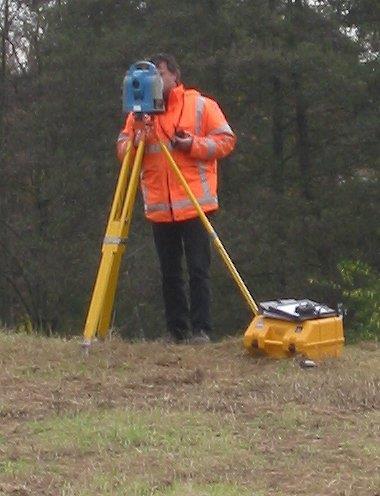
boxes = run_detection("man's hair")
[149,53,181,83]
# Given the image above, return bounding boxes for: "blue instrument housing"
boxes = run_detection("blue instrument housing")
[123,61,164,114]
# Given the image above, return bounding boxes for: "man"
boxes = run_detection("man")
[117,53,236,343]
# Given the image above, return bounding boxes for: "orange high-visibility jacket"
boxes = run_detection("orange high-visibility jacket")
[116,84,236,222]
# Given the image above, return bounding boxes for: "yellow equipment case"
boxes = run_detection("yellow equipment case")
[244,299,344,360]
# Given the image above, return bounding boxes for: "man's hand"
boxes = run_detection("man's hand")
[172,131,193,152]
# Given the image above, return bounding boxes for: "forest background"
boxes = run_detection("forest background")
[0,0,378,340]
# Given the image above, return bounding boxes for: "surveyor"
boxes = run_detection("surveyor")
[117,53,236,344]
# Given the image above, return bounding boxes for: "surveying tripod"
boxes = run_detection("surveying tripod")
[82,117,259,349]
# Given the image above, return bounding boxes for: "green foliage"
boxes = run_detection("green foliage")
[339,260,380,340]
[310,260,380,341]
[0,0,379,339]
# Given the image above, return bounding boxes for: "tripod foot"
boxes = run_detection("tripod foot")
[81,339,92,356]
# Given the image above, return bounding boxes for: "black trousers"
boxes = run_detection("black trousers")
[152,217,211,339]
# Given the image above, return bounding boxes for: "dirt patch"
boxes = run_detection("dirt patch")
[0,334,379,495]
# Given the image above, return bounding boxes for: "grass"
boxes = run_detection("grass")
[0,332,379,495]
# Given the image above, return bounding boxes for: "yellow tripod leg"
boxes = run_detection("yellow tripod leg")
[108,142,134,224]
[96,140,146,339]
[83,245,120,344]
[83,140,145,346]
[95,246,125,340]
[159,141,260,316]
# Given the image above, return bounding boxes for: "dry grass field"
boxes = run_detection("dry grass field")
[0,332,379,495]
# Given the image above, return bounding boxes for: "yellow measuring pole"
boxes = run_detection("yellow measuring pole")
[83,138,145,346]
[83,129,259,349]
[159,141,260,316]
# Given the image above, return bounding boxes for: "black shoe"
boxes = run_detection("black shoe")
[189,330,211,344]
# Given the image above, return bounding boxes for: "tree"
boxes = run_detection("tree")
[0,0,378,337]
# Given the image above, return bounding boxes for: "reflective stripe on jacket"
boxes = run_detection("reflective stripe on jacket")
[116,84,236,222]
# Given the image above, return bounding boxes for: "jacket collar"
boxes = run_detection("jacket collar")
[167,84,185,110]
